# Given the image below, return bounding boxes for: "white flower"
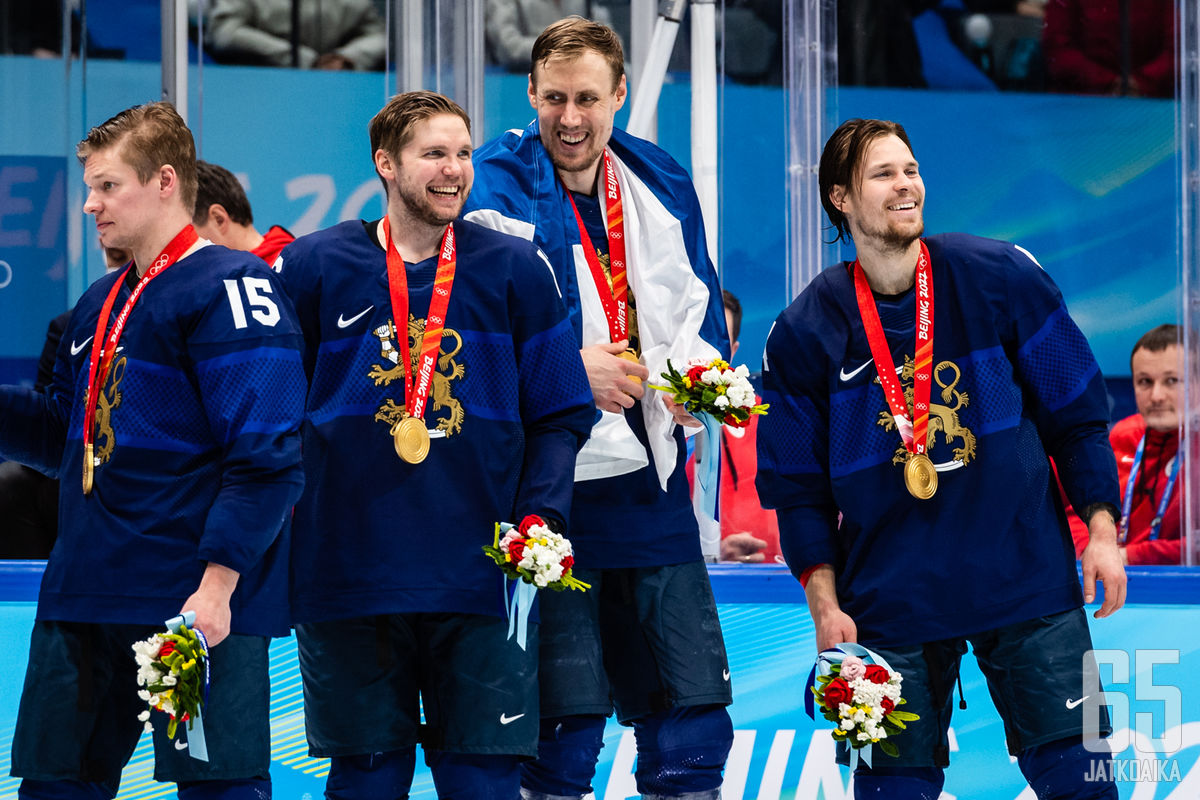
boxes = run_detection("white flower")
[734,364,750,378]
[162,675,178,686]
[138,710,150,722]
[138,690,152,702]
[713,395,730,408]
[856,731,870,741]
[840,718,856,730]
[143,721,154,734]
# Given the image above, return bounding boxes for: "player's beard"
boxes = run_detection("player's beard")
[396,181,467,229]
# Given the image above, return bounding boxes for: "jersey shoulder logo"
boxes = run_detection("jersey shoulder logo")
[368,314,465,438]
[876,355,977,468]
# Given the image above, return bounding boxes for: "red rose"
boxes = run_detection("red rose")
[864,664,890,684]
[517,515,543,536]
[561,555,574,572]
[508,540,526,562]
[881,697,895,714]
[686,365,707,384]
[823,677,853,710]
[159,641,176,659]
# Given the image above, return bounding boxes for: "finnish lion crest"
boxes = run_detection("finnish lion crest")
[369,314,465,436]
[93,356,127,465]
[876,355,977,466]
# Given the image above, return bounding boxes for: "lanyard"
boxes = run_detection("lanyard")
[82,225,198,494]
[565,150,629,343]
[852,241,934,456]
[381,216,457,421]
[1119,433,1182,543]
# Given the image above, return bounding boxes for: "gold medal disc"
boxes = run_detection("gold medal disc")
[82,443,94,495]
[904,452,937,500]
[391,416,431,464]
[618,348,641,384]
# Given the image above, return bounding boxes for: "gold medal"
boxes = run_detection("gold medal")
[391,415,430,464]
[904,452,937,500]
[82,443,94,495]
[618,347,641,384]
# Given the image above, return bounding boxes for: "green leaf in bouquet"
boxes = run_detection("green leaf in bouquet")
[890,710,920,722]
[878,739,899,758]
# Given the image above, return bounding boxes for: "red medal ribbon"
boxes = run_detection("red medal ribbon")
[382,216,457,421]
[852,240,934,456]
[82,224,199,483]
[565,150,629,343]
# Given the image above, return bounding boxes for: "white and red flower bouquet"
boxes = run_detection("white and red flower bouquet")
[483,514,589,650]
[652,358,768,429]
[807,644,919,764]
[483,514,590,591]
[132,619,208,743]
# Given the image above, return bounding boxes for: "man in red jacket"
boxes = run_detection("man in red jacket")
[1068,324,1182,564]
[193,160,294,265]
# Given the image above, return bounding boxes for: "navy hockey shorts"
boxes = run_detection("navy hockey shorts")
[11,621,270,789]
[537,560,733,724]
[296,612,539,758]
[836,607,1113,768]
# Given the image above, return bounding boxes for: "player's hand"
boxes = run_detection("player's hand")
[180,563,240,647]
[720,532,767,563]
[804,565,857,652]
[814,607,858,654]
[663,394,703,428]
[1081,512,1126,618]
[581,340,648,413]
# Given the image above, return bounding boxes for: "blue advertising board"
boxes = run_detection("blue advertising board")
[1,566,1197,799]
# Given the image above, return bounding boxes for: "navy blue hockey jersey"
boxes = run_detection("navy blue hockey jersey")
[0,244,306,636]
[757,233,1120,647]
[278,219,594,624]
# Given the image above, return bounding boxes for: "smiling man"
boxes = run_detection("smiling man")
[275,90,593,799]
[757,118,1126,799]
[464,16,734,800]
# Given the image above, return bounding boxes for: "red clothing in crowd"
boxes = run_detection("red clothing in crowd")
[1043,0,1175,98]
[720,418,782,564]
[252,225,295,265]
[1067,414,1181,565]
[685,413,782,563]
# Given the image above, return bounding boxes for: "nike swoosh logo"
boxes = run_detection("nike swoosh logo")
[499,713,525,725]
[839,359,873,382]
[723,669,731,681]
[1065,696,1089,710]
[70,336,94,356]
[337,306,374,328]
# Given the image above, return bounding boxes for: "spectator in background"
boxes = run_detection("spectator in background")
[1067,324,1184,565]
[194,160,294,265]
[715,289,782,564]
[839,0,940,87]
[486,0,612,72]
[1043,0,1174,97]
[207,0,385,70]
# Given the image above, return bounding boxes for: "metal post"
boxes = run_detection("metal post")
[160,0,187,120]
[628,0,668,142]
[455,0,484,143]
[783,0,837,300]
[399,0,424,93]
[1179,0,1198,566]
[690,0,717,265]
